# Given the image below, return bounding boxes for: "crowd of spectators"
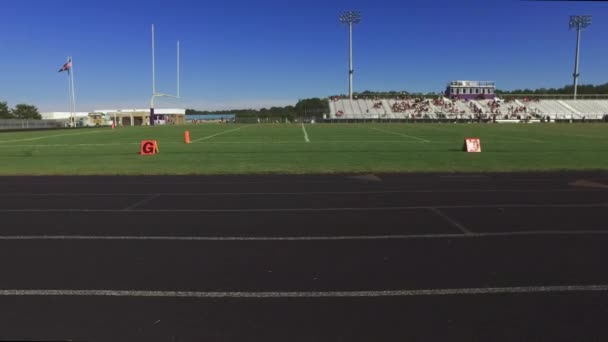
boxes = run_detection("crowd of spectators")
[391,97,433,116]
[330,96,559,121]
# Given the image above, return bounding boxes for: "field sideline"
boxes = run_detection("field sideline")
[0,123,607,175]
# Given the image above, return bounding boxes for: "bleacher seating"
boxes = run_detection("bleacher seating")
[561,100,608,119]
[328,97,608,121]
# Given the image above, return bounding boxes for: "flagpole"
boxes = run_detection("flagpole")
[70,56,77,127]
[66,56,73,127]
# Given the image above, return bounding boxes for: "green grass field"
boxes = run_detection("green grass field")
[0,123,607,175]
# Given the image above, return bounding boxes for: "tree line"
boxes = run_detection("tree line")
[186,98,329,120]
[0,101,42,120]
[186,82,608,119]
[496,82,608,95]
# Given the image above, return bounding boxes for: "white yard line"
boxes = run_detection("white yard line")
[301,123,310,143]
[370,127,431,142]
[190,126,246,143]
[0,285,605,298]
[0,130,110,144]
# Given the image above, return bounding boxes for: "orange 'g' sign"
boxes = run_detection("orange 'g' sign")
[464,138,481,153]
[140,140,159,155]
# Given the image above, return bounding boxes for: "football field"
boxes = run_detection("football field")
[0,123,607,175]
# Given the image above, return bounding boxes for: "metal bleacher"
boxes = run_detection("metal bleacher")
[561,100,608,119]
[327,98,608,121]
[525,100,577,118]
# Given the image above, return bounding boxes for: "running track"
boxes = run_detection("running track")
[0,172,607,341]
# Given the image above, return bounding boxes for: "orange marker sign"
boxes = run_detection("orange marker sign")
[464,138,481,153]
[140,140,159,155]
[184,131,191,144]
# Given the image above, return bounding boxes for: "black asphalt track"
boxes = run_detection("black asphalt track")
[0,172,607,341]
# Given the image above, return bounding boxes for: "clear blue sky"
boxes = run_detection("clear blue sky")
[1,0,606,112]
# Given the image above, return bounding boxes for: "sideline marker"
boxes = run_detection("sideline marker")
[185,131,191,144]
[463,138,481,153]
[140,140,159,155]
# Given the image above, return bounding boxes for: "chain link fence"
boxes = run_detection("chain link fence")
[0,119,63,131]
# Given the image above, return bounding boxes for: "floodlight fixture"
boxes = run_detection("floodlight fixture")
[569,15,592,30]
[339,11,361,25]
[569,15,592,100]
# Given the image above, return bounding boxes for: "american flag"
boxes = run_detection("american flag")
[58,59,72,72]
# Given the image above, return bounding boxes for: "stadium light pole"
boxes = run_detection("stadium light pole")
[339,11,361,100]
[569,15,591,100]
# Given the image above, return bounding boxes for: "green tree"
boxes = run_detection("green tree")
[295,98,329,117]
[0,101,13,119]
[12,104,41,120]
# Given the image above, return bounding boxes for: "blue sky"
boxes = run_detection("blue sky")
[0,0,606,111]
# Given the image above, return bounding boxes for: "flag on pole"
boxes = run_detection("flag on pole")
[58,59,72,72]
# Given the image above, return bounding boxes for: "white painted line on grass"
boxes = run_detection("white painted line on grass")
[0,203,606,213]
[0,130,110,144]
[370,127,431,142]
[0,285,606,298]
[0,231,608,242]
[0,143,140,148]
[430,208,472,235]
[301,123,310,143]
[191,126,246,143]
[498,135,544,143]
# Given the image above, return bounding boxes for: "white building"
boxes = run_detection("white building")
[93,109,186,126]
[40,112,91,127]
[41,109,186,126]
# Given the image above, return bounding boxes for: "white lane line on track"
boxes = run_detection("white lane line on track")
[123,194,161,211]
[370,127,431,143]
[0,130,110,144]
[0,203,606,213]
[0,285,606,298]
[0,231,608,242]
[301,123,310,143]
[430,208,472,235]
[0,188,603,197]
[190,126,246,143]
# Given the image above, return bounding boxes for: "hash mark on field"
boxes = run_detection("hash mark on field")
[301,123,310,143]
[0,130,109,144]
[191,126,246,143]
[370,127,430,142]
